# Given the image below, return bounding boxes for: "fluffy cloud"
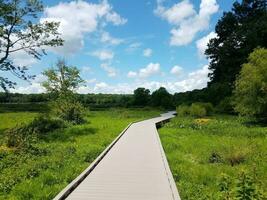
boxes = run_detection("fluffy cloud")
[128,63,161,79]
[196,31,217,58]
[170,65,183,76]
[41,0,127,54]
[11,66,210,94]
[101,63,117,77]
[155,0,219,46]
[143,48,153,57]
[91,50,114,60]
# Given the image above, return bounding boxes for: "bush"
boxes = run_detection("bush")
[50,98,86,124]
[197,102,214,115]
[5,116,65,148]
[189,103,207,118]
[176,105,190,117]
[218,172,266,199]
[5,125,36,148]
[216,97,234,114]
[30,116,65,134]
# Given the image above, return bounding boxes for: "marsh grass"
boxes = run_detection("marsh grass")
[0,108,161,199]
[159,115,267,199]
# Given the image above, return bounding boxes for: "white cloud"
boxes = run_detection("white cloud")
[128,63,161,79]
[143,48,153,57]
[155,0,219,46]
[196,31,217,58]
[170,65,183,76]
[101,63,117,77]
[11,65,210,94]
[139,63,161,78]
[41,0,127,54]
[91,50,114,60]
[100,32,123,45]
[155,0,195,25]
[127,71,137,78]
[10,74,46,94]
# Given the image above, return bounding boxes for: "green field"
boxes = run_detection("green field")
[159,116,267,199]
[0,108,160,200]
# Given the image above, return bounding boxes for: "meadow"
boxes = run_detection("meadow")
[159,115,267,199]
[0,106,160,200]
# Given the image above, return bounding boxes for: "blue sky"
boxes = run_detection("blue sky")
[7,0,235,94]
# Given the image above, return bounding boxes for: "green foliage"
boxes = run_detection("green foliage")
[0,108,161,199]
[5,124,37,148]
[133,87,150,106]
[42,59,84,96]
[151,87,173,109]
[190,103,207,118]
[176,103,213,117]
[50,98,86,124]
[0,0,63,91]
[176,105,190,117]
[233,48,267,119]
[4,115,64,148]
[218,172,267,200]
[206,0,267,100]
[159,115,267,199]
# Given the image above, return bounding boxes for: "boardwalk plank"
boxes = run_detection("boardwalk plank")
[54,112,180,200]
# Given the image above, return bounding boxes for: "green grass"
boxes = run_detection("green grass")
[0,108,161,200]
[159,115,267,199]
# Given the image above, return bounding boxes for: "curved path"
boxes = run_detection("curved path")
[54,112,180,200]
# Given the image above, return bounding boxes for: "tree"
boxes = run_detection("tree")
[42,59,86,124]
[233,48,267,118]
[133,87,150,107]
[0,0,63,91]
[42,59,84,96]
[206,0,267,99]
[151,87,173,109]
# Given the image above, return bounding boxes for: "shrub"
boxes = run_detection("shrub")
[5,116,65,148]
[30,116,65,134]
[216,97,234,114]
[50,98,86,124]
[197,102,214,115]
[176,105,190,117]
[189,103,207,118]
[5,125,36,148]
[218,171,267,200]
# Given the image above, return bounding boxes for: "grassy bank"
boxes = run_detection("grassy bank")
[0,108,160,199]
[159,115,267,199]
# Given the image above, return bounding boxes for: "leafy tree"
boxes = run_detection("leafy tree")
[206,0,267,98]
[233,48,267,118]
[42,59,86,124]
[42,59,84,96]
[151,87,173,109]
[0,0,63,91]
[133,87,150,106]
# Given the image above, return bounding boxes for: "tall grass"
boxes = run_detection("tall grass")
[159,115,267,199]
[0,108,161,199]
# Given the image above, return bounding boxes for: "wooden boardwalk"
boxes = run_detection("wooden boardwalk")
[54,112,180,200]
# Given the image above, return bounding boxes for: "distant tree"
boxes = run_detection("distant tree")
[133,87,150,106]
[151,87,173,109]
[206,0,267,98]
[0,0,63,92]
[233,48,267,118]
[42,59,84,96]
